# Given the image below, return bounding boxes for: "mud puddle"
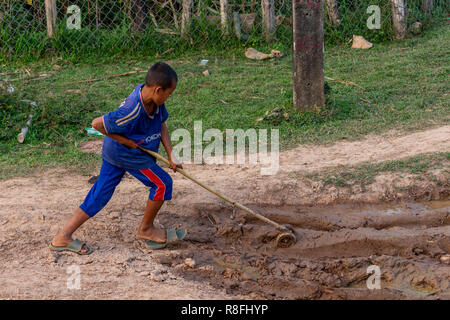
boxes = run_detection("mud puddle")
[153,200,450,300]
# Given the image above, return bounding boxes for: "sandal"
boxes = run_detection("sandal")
[49,239,93,255]
[140,229,187,250]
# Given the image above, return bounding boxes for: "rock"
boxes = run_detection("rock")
[410,22,422,35]
[245,48,271,60]
[351,35,373,49]
[150,269,168,282]
[109,211,122,221]
[440,254,450,264]
[184,258,196,268]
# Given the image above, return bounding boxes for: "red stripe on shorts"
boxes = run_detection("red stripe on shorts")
[140,168,166,201]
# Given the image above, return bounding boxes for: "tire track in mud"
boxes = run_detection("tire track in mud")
[152,201,450,300]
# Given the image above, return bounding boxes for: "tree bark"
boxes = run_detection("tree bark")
[391,0,407,40]
[181,0,193,36]
[261,0,275,43]
[44,0,57,37]
[220,0,229,34]
[292,0,325,110]
[233,11,241,39]
[326,0,340,26]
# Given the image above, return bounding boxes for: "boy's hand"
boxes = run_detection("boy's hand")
[168,157,183,173]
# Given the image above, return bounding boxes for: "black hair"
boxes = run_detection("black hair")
[145,62,178,90]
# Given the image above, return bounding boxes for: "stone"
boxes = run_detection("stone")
[410,22,422,35]
[351,35,373,49]
[245,48,271,60]
[150,269,168,282]
[184,258,196,268]
[109,211,122,221]
[440,254,450,264]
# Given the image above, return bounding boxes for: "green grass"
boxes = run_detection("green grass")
[0,23,449,180]
[303,152,450,192]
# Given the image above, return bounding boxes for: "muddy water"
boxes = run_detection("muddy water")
[154,200,450,300]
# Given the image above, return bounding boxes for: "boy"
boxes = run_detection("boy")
[50,62,184,254]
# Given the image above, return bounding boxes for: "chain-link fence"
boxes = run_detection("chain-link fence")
[0,1,448,61]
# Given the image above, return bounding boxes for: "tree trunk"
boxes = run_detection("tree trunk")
[131,0,146,33]
[326,0,340,26]
[44,0,57,38]
[181,0,193,36]
[261,0,275,43]
[233,11,241,39]
[391,0,407,40]
[220,0,229,34]
[292,0,325,110]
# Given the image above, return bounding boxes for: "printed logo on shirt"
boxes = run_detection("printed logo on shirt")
[146,133,161,143]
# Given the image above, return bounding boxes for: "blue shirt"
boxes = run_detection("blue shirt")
[101,83,169,169]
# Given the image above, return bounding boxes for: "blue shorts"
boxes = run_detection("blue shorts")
[80,159,173,217]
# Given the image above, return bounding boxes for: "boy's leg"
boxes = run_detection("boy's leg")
[127,165,173,243]
[52,160,126,251]
[137,199,166,242]
[51,208,91,252]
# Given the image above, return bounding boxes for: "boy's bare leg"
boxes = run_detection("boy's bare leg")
[51,208,91,253]
[136,199,167,243]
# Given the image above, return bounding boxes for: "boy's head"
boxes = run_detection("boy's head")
[144,62,178,105]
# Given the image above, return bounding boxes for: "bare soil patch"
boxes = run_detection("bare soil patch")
[0,126,449,299]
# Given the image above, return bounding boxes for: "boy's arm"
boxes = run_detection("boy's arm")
[91,116,138,149]
[161,122,182,172]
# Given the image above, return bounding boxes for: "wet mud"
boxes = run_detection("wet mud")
[153,200,450,299]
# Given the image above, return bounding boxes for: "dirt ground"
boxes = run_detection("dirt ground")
[0,126,449,299]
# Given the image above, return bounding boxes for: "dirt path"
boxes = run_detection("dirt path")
[0,126,449,299]
[279,125,450,173]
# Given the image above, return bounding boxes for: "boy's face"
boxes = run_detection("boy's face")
[152,80,177,105]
